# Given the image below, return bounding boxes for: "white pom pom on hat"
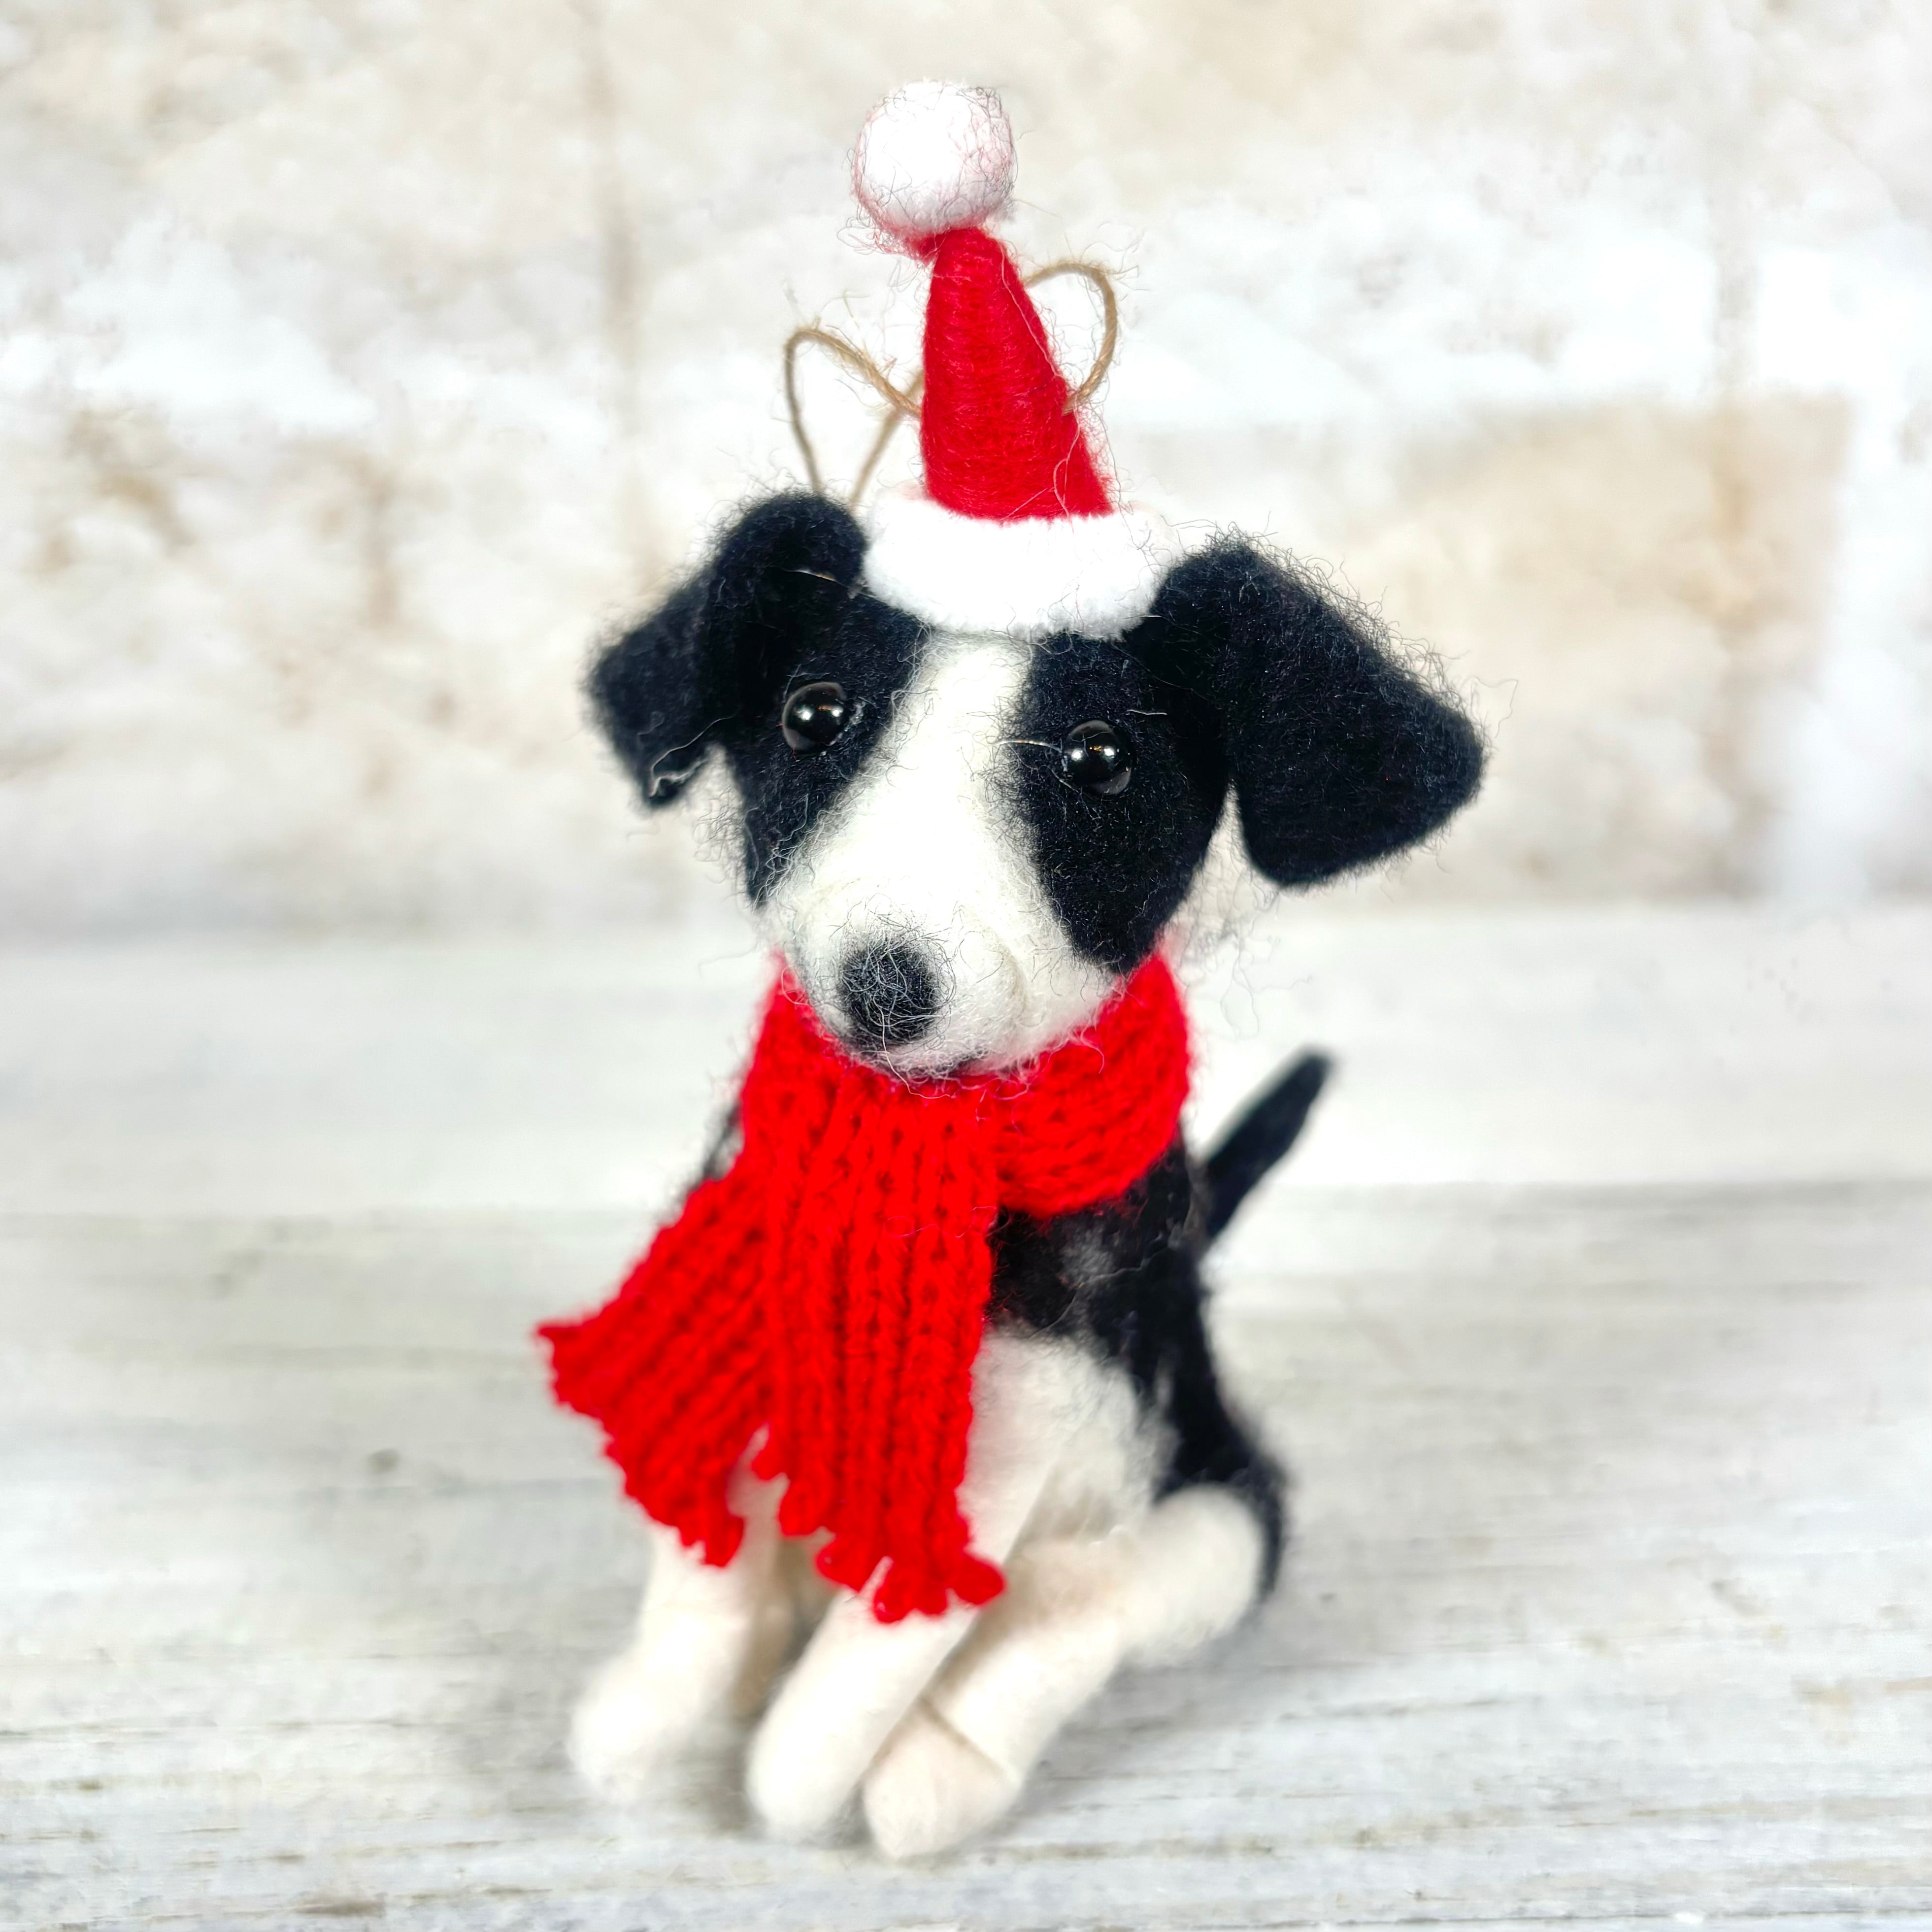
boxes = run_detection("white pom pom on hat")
[853,81,1016,245]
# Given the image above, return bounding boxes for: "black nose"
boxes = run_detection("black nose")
[837,941,945,1050]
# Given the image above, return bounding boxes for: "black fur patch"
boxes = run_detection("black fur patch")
[989,1142,1287,1587]
[1000,638,1228,970]
[1126,539,1485,888]
[717,601,924,906]
[590,495,924,901]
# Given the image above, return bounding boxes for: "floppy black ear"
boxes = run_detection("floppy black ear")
[1140,539,1484,885]
[590,493,866,807]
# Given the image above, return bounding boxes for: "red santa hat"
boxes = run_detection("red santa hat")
[851,83,1174,642]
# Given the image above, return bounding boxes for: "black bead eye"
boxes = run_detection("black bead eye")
[781,680,850,753]
[1060,720,1132,796]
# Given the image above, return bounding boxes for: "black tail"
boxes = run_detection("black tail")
[1201,1052,1332,1244]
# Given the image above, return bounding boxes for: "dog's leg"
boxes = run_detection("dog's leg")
[862,1484,1266,1857]
[742,1335,1063,1841]
[571,1474,786,1800]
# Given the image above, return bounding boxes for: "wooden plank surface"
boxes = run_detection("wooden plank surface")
[2,909,1929,1930]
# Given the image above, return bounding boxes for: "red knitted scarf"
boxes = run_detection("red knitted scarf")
[539,956,1190,1624]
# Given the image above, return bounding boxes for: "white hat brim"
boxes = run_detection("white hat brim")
[861,487,1178,642]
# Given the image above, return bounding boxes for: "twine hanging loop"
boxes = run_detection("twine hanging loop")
[783,259,1119,506]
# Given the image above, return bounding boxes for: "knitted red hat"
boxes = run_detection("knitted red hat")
[853,83,1174,641]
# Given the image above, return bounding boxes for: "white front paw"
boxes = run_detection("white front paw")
[568,1650,719,1802]
[863,1700,1022,1858]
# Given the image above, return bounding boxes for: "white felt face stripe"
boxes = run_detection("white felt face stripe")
[758,630,1118,1075]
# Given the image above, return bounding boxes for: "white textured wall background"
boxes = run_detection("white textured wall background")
[2,0,1928,932]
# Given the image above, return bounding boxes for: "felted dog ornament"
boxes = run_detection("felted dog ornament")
[541,81,1482,1856]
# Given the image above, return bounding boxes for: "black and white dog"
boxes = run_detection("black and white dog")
[568,491,1482,1855]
